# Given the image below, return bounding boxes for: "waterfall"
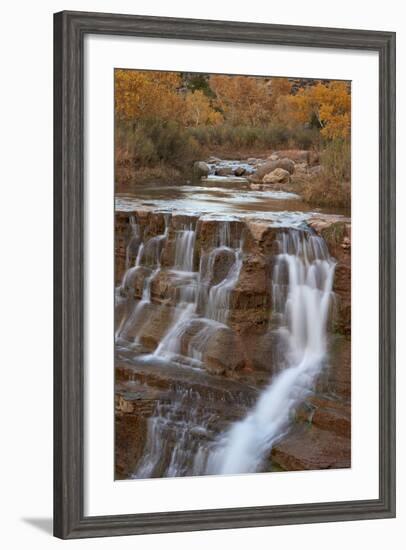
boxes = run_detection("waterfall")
[205,246,242,324]
[133,388,213,479]
[150,219,242,363]
[115,216,169,344]
[117,214,337,478]
[150,222,198,361]
[124,215,141,270]
[205,229,336,475]
[174,224,196,272]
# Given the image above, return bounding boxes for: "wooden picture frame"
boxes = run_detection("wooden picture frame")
[54,10,396,539]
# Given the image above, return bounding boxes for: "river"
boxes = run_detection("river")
[114,161,351,479]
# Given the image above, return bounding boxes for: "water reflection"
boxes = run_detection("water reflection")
[116,181,349,227]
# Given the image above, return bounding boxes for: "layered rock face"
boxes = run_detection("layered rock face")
[115,208,351,479]
[116,211,278,373]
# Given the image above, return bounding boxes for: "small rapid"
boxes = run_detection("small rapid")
[205,230,336,474]
[116,210,337,478]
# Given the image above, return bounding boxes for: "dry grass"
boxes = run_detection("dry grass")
[293,139,351,209]
[295,174,351,209]
[115,163,186,192]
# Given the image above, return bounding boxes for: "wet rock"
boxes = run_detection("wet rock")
[238,327,278,372]
[295,394,351,438]
[262,168,291,184]
[308,218,351,335]
[132,303,174,350]
[205,326,246,374]
[150,270,197,306]
[193,161,210,178]
[143,211,167,240]
[312,404,351,438]
[115,390,156,479]
[195,218,244,253]
[317,335,351,400]
[271,424,351,470]
[233,166,246,176]
[215,166,233,176]
[115,211,135,284]
[228,255,270,330]
[200,247,237,286]
[249,183,262,190]
[123,266,152,299]
[244,222,279,256]
[159,214,198,268]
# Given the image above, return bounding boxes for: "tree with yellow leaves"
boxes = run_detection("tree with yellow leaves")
[115,69,184,123]
[182,90,223,127]
[276,81,350,140]
[209,75,273,126]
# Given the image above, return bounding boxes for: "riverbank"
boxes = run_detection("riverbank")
[116,147,350,211]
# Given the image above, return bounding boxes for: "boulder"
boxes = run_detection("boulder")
[206,156,221,163]
[251,158,295,181]
[262,168,291,184]
[274,150,310,163]
[215,166,233,176]
[193,161,210,178]
[233,166,246,177]
[274,158,295,174]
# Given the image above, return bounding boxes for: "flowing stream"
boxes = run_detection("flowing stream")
[115,170,341,478]
[204,230,336,474]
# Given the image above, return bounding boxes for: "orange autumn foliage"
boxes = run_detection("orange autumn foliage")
[115,69,223,127]
[209,75,292,126]
[277,81,351,140]
[182,90,223,127]
[115,69,184,123]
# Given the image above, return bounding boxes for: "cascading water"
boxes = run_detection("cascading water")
[142,217,242,364]
[204,229,336,475]
[115,215,169,345]
[116,213,337,478]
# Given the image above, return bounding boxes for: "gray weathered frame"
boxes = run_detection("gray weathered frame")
[54,10,396,539]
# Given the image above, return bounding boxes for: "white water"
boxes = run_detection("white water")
[206,229,336,474]
[117,213,337,478]
[143,218,242,364]
[174,225,196,272]
[205,246,242,324]
[115,217,169,343]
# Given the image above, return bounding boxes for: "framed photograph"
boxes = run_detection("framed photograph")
[54,10,396,539]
